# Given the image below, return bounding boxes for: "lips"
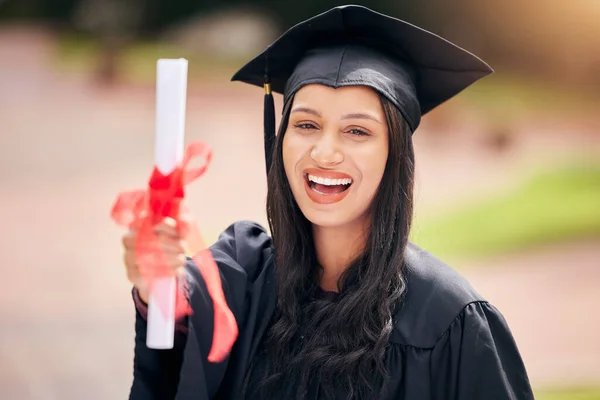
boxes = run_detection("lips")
[303,168,353,205]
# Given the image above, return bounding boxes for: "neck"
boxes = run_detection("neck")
[312,220,368,292]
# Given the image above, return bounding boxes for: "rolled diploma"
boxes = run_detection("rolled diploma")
[146,58,188,349]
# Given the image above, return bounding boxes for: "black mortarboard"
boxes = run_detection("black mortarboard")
[231,4,493,175]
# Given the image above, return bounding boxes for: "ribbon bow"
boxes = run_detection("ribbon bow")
[111,141,237,362]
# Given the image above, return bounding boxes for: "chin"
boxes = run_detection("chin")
[303,211,345,228]
[299,206,366,230]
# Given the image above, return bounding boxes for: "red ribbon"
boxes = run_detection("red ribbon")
[111,141,237,362]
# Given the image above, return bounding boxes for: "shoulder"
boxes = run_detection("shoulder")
[210,220,272,253]
[208,220,274,281]
[391,242,487,348]
[212,220,271,243]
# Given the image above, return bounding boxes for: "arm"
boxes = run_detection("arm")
[129,288,188,400]
[431,302,534,400]
[128,221,273,400]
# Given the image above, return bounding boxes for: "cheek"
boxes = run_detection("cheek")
[282,132,291,173]
[282,132,298,182]
[376,147,389,180]
[375,137,390,180]
[282,132,308,178]
[358,141,389,189]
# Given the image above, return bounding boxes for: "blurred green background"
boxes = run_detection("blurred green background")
[0,0,598,399]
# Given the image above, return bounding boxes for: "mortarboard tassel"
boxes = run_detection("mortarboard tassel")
[263,74,276,175]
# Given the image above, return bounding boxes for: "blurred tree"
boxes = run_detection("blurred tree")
[239,0,425,30]
[0,0,431,35]
[39,0,79,22]
[72,0,145,85]
[2,0,599,88]
[0,0,40,19]
[0,0,78,25]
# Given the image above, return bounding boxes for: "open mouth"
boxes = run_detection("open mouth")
[305,173,353,194]
[302,169,353,205]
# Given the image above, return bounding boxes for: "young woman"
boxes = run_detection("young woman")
[124,5,534,399]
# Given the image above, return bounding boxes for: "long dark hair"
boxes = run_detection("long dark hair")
[244,91,415,399]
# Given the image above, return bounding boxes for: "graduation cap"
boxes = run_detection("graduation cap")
[231,4,493,175]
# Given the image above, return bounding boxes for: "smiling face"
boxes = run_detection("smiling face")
[282,84,389,229]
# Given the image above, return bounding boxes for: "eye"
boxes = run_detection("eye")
[347,128,370,136]
[294,122,318,130]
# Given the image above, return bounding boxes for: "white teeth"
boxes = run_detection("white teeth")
[307,174,353,186]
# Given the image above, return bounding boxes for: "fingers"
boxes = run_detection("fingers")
[123,240,187,265]
[124,219,182,243]
[123,248,186,283]
[122,217,190,289]
[154,217,180,239]
[122,219,185,251]
[170,253,188,271]
[123,250,140,282]
[176,212,195,237]
[122,230,137,250]
[126,237,185,255]
[157,236,186,254]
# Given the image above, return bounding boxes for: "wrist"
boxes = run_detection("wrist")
[133,287,149,319]
[137,288,149,304]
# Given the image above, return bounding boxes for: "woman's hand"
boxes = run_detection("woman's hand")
[122,217,188,304]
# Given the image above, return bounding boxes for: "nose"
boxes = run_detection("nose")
[310,131,343,166]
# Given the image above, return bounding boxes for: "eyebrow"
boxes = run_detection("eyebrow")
[291,107,382,124]
[341,113,382,124]
[291,107,322,117]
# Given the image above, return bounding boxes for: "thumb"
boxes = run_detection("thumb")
[177,210,205,256]
[176,209,193,238]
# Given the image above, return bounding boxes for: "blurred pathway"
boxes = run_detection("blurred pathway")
[462,239,600,389]
[0,26,599,399]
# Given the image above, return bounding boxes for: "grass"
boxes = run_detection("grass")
[410,162,600,262]
[535,386,600,400]
[459,72,600,123]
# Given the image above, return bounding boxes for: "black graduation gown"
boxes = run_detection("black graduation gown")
[129,220,534,400]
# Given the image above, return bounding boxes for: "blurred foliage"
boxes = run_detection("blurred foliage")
[54,33,248,82]
[411,162,600,263]
[462,73,600,121]
[52,33,600,114]
[0,0,409,32]
[4,0,600,88]
[535,386,600,400]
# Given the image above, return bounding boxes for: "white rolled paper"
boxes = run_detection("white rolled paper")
[146,58,188,349]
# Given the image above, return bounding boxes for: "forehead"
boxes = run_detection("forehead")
[292,84,383,113]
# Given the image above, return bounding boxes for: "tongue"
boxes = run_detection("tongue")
[313,182,347,194]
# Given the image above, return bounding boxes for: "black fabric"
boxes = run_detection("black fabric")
[283,44,420,133]
[129,221,534,400]
[263,89,276,175]
[231,5,493,133]
[129,293,187,399]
